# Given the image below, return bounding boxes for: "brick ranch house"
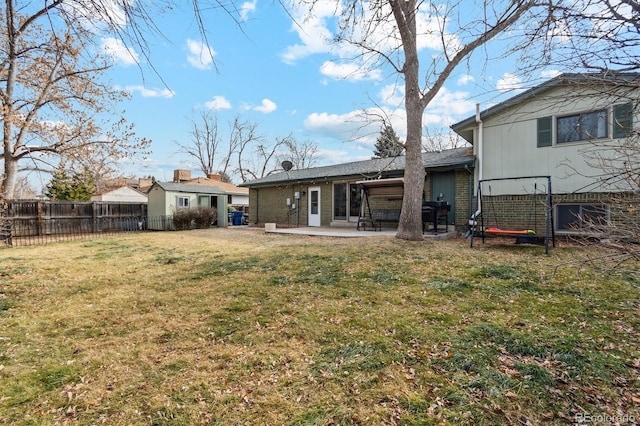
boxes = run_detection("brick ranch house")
[240,147,475,231]
[242,72,637,236]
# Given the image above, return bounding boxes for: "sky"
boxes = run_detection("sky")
[93,0,562,184]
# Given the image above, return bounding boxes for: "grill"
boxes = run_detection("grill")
[422,201,451,234]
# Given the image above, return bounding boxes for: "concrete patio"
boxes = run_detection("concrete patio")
[236,224,459,239]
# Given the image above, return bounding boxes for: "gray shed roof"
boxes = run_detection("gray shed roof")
[241,146,475,188]
[152,181,224,195]
[451,72,640,142]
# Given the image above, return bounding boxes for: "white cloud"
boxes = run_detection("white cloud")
[204,95,232,110]
[101,37,139,66]
[540,69,562,79]
[496,73,524,93]
[426,87,475,118]
[186,39,215,70]
[304,111,372,141]
[120,85,175,98]
[377,84,474,126]
[240,0,258,21]
[304,108,404,145]
[62,0,128,31]
[304,85,475,149]
[457,75,474,86]
[379,84,405,107]
[281,1,459,66]
[546,15,573,44]
[320,61,383,81]
[253,98,277,113]
[314,147,372,165]
[280,1,337,64]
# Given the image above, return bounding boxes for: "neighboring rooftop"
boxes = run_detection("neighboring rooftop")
[151,181,226,195]
[166,169,249,195]
[241,147,475,187]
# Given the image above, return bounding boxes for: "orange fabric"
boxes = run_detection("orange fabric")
[485,227,536,235]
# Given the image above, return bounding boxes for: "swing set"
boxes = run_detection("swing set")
[469,175,556,254]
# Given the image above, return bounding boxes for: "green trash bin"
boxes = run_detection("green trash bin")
[232,211,244,226]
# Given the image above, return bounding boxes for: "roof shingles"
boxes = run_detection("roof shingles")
[241,147,474,187]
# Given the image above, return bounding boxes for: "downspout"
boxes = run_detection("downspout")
[465,164,473,225]
[469,103,483,225]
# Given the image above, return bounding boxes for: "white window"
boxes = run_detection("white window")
[177,197,190,208]
[556,204,608,233]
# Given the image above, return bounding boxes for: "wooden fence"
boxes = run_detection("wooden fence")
[2,200,148,247]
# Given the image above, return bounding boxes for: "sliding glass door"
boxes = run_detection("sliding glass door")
[333,182,361,222]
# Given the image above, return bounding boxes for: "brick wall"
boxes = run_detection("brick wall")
[455,170,472,229]
[248,186,301,226]
[249,171,474,230]
[473,192,615,236]
[248,182,334,227]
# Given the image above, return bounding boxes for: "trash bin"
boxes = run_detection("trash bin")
[232,211,244,226]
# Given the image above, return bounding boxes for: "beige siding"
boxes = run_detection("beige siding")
[147,186,167,218]
[475,85,638,195]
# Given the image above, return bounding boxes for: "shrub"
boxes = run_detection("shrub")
[193,207,217,228]
[172,207,217,230]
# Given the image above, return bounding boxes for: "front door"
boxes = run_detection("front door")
[308,186,321,227]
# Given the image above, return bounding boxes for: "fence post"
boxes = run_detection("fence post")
[37,201,44,237]
[92,202,97,233]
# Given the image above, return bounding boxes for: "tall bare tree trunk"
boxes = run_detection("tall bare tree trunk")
[396,64,425,240]
[2,156,18,200]
[393,0,425,240]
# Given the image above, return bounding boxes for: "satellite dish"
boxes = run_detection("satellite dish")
[281,160,293,171]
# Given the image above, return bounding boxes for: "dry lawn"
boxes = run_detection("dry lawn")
[0,228,639,425]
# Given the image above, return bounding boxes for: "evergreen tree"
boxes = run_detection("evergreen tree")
[372,124,404,158]
[46,168,96,201]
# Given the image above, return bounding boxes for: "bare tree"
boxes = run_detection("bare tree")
[0,1,150,200]
[276,134,319,170]
[237,137,285,183]
[316,0,553,240]
[233,118,266,183]
[11,176,36,199]
[520,0,640,73]
[423,128,470,153]
[238,133,320,182]
[176,111,223,177]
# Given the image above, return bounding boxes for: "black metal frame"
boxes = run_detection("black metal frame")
[422,201,450,234]
[470,175,556,254]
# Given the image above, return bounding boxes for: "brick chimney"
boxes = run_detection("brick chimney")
[138,178,153,191]
[207,173,222,181]
[173,169,191,182]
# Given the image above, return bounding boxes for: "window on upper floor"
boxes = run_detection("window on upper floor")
[537,102,634,147]
[557,110,608,144]
[613,102,634,138]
